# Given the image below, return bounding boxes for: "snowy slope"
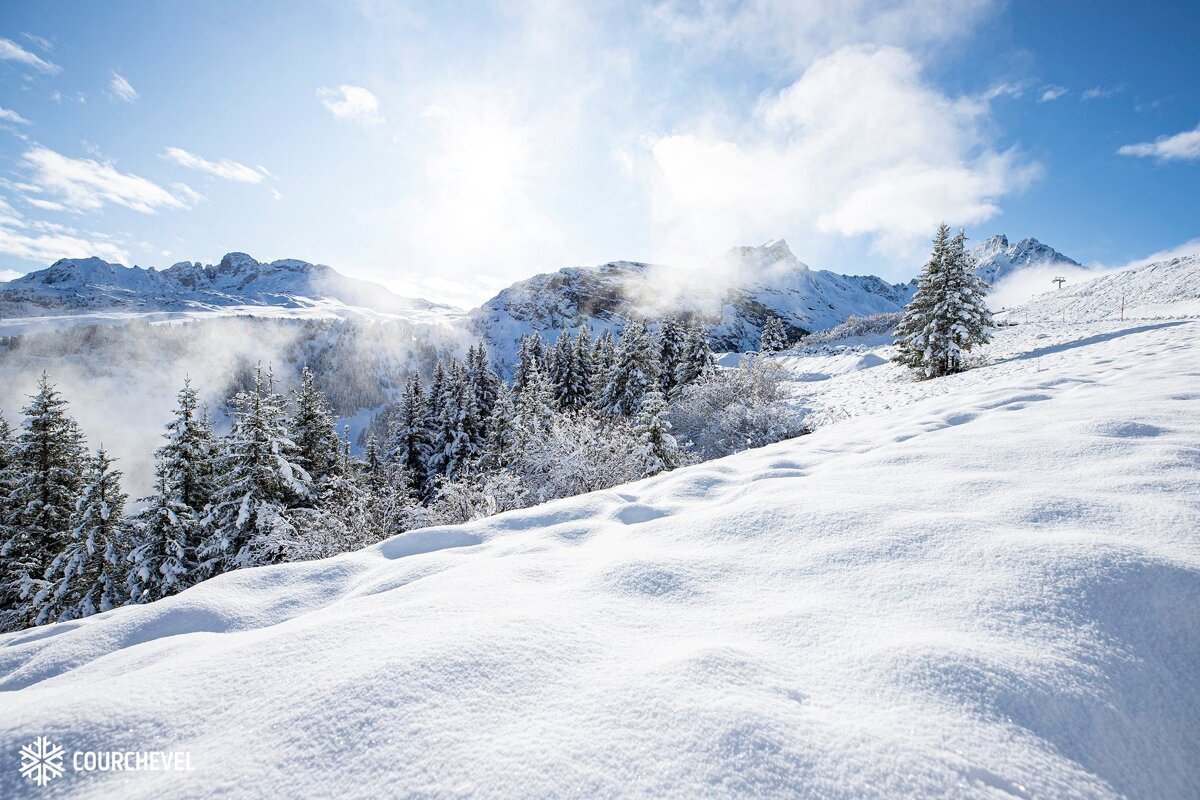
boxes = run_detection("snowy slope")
[3,319,1198,799]
[0,253,458,324]
[970,234,1082,287]
[1002,253,1200,324]
[470,240,914,371]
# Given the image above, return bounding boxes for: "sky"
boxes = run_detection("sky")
[0,0,1196,308]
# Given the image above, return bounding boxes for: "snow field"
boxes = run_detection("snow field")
[1,319,1198,798]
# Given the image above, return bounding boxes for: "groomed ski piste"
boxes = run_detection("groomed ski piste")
[2,317,1198,798]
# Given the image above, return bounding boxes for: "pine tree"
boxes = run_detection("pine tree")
[515,362,556,435]
[672,322,715,394]
[894,224,993,378]
[550,327,580,410]
[634,388,682,475]
[290,366,343,488]
[466,343,501,421]
[35,447,130,624]
[1,374,88,629]
[428,360,482,479]
[482,384,522,470]
[598,319,660,416]
[589,329,616,405]
[512,332,547,395]
[199,366,309,573]
[386,373,432,498]
[126,380,215,602]
[573,325,594,407]
[759,316,789,353]
[656,317,687,397]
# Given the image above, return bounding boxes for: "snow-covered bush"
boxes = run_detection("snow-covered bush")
[668,355,809,460]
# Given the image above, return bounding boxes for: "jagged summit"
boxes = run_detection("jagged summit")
[971,234,1082,286]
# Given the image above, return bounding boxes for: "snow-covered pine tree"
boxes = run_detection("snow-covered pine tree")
[551,327,589,411]
[466,343,501,420]
[1,374,88,630]
[515,361,556,436]
[126,379,217,603]
[634,388,682,475]
[590,330,617,402]
[672,322,715,394]
[482,384,522,470]
[656,317,687,397]
[34,447,130,624]
[199,365,310,573]
[759,316,790,353]
[598,319,660,416]
[573,324,594,407]
[290,366,344,488]
[894,224,993,378]
[428,360,482,480]
[512,332,547,396]
[386,373,432,498]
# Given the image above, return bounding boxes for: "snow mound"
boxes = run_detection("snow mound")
[2,321,1199,798]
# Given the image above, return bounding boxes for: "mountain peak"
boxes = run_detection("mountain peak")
[970,234,1083,286]
[217,252,261,273]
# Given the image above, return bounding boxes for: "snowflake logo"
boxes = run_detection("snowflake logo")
[19,736,65,787]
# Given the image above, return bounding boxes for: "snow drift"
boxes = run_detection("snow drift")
[2,318,1198,798]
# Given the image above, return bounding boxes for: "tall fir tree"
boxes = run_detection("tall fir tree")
[673,321,716,394]
[482,384,522,470]
[466,343,501,421]
[34,447,129,624]
[589,329,616,405]
[290,366,344,488]
[428,361,482,480]
[199,366,309,573]
[551,327,588,411]
[1,374,88,630]
[656,317,687,397]
[387,373,433,498]
[573,325,594,408]
[515,362,556,435]
[634,388,682,475]
[894,225,993,378]
[598,319,660,416]
[127,379,216,603]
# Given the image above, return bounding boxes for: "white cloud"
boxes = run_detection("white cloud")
[21,33,53,52]
[0,268,23,282]
[25,198,66,211]
[19,146,198,214]
[0,106,31,125]
[0,36,61,74]
[0,199,131,264]
[643,45,1039,265]
[108,71,139,103]
[162,146,270,183]
[1118,123,1200,162]
[1039,85,1068,102]
[317,85,384,126]
[1081,84,1122,100]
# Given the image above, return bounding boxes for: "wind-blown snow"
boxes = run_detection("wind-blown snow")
[2,317,1198,798]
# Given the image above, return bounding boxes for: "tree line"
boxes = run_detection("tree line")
[1,317,806,631]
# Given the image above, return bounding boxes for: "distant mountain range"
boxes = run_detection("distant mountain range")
[0,252,452,320]
[1,234,1113,365]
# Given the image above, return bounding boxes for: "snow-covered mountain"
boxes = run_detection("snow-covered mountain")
[1006,252,1200,322]
[970,234,1082,286]
[0,253,455,320]
[470,240,915,370]
[3,317,1198,798]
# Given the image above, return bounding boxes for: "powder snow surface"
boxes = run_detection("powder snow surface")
[2,321,1199,799]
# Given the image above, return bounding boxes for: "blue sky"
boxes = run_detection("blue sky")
[0,0,1196,306]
